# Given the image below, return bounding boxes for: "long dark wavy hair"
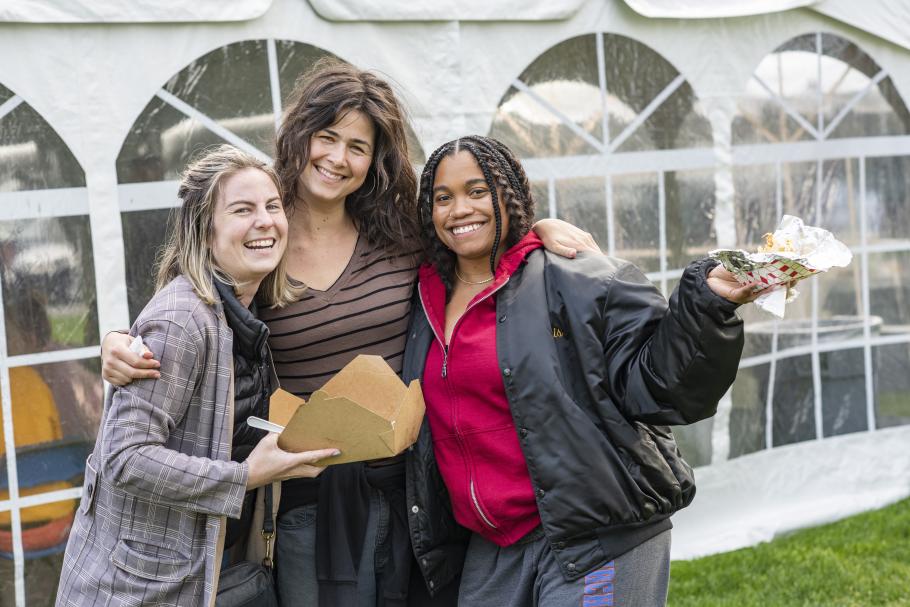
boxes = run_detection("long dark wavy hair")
[275,58,419,252]
[417,135,535,293]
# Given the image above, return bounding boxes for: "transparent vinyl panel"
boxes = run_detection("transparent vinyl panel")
[733,32,910,145]
[729,33,910,459]
[0,103,84,193]
[120,208,175,322]
[0,217,98,356]
[490,33,711,158]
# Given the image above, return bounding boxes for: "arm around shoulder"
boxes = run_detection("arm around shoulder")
[98,315,248,519]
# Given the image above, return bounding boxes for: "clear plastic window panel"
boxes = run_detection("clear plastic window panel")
[868,251,910,329]
[865,156,910,247]
[555,176,606,249]
[0,217,98,356]
[819,347,868,437]
[164,40,275,156]
[771,353,816,447]
[490,33,711,159]
[121,209,175,323]
[116,100,229,184]
[611,172,659,273]
[490,35,602,158]
[728,363,769,458]
[2,503,70,604]
[820,34,910,139]
[10,358,102,477]
[0,103,85,192]
[530,180,549,224]
[874,343,910,428]
[733,33,910,145]
[664,169,715,271]
[671,416,712,468]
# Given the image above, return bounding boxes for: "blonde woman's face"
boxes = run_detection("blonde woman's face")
[211,168,288,294]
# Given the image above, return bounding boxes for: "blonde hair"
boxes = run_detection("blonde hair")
[155,145,301,308]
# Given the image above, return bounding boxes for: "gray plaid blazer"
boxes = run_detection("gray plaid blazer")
[57,275,248,607]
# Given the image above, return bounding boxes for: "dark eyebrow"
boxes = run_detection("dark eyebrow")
[323,128,373,152]
[465,179,487,187]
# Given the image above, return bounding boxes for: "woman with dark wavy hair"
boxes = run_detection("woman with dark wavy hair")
[102,63,598,607]
[402,135,757,606]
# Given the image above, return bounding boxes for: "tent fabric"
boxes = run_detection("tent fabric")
[811,0,910,55]
[672,425,910,559]
[0,0,272,23]
[622,0,817,19]
[306,0,586,21]
[623,0,910,52]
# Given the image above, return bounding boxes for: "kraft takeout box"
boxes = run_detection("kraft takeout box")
[269,354,425,465]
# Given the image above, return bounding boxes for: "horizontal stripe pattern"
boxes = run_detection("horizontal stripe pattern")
[262,237,419,399]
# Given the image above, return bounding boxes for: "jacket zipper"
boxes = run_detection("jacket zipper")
[470,478,498,529]
[417,278,511,378]
[418,277,511,532]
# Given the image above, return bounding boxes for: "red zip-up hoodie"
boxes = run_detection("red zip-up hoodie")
[418,232,543,547]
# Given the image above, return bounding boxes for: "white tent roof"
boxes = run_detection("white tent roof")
[4,0,910,56]
[623,0,910,53]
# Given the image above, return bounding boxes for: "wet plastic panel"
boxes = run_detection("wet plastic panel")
[728,363,768,458]
[874,343,910,429]
[664,169,715,271]
[865,156,910,246]
[0,104,85,192]
[611,172,659,273]
[0,217,98,356]
[555,176,606,250]
[120,209,174,323]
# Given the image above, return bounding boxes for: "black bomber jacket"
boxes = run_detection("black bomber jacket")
[403,250,744,594]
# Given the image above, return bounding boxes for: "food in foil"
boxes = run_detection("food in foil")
[709,215,852,318]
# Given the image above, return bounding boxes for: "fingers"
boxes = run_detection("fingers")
[552,243,577,259]
[575,231,602,254]
[292,447,341,464]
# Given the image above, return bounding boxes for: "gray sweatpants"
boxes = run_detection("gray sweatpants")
[458,528,671,607]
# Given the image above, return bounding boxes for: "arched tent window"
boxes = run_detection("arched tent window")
[728,32,910,459]
[117,39,426,321]
[0,83,100,605]
[489,33,716,465]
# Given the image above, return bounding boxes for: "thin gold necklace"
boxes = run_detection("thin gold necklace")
[455,267,494,285]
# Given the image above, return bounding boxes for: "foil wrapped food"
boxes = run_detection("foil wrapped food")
[709,215,852,318]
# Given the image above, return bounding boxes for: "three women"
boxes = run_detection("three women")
[84,59,751,605]
[95,60,591,606]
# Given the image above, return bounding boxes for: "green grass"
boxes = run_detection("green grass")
[49,310,92,347]
[878,392,910,418]
[668,498,910,607]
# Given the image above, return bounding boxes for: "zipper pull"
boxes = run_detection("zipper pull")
[442,347,448,378]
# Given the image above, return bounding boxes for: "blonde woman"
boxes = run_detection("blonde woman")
[56,146,338,607]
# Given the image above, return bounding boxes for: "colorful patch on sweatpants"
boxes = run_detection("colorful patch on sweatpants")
[582,561,615,606]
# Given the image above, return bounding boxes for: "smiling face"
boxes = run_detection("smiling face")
[431,150,509,269]
[297,109,376,208]
[211,167,288,303]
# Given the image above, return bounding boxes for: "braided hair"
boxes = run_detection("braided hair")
[418,135,535,294]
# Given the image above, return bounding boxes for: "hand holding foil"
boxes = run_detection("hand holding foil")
[709,215,852,318]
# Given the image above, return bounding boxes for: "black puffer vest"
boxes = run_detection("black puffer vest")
[214,280,279,462]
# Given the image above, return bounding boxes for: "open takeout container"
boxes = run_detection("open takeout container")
[269,354,425,465]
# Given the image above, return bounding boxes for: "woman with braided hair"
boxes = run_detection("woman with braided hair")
[99,63,599,606]
[401,135,758,605]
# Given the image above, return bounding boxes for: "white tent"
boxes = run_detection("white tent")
[1,0,909,603]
